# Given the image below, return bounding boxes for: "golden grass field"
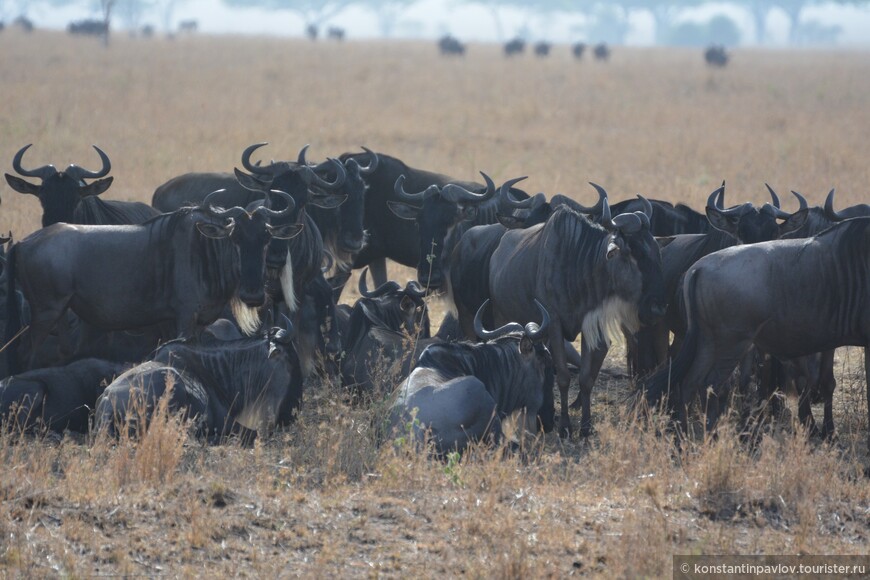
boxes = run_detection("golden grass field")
[1,29,869,576]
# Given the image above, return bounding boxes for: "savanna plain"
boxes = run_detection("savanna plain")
[0,29,869,577]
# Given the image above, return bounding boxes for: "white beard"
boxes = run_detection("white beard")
[581,296,640,350]
[231,297,261,337]
[280,250,297,313]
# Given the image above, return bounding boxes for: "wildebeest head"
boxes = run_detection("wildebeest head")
[196,189,303,311]
[357,268,430,338]
[588,183,668,327]
[387,172,497,290]
[337,149,377,254]
[5,144,113,227]
[824,189,870,222]
[473,298,555,433]
[705,183,808,243]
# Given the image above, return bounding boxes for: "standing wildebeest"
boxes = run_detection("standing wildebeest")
[705,45,729,67]
[67,19,108,36]
[333,151,532,292]
[489,185,667,437]
[593,43,610,61]
[438,35,465,56]
[5,144,158,227]
[0,359,127,434]
[5,190,303,373]
[327,26,345,41]
[95,322,302,441]
[534,41,551,57]
[643,217,870,443]
[504,38,525,56]
[572,42,586,59]
[386,300,555,455]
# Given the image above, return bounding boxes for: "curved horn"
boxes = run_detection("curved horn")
[394,174,440,201]
[304,157,347,190]
[241,142,272,175]
[765,183,781,209]
[254,189,297,219]
[824,188,845,222]
[612,212,643,234]
[11,144,56,180]
[473,299,525,342]
[321,251,334,274]
[296,144,310,166]
[202,189,247,219]
[575,182,608,216]
[636,194,653,219]
[440,171,497,204]
[524,299,550,341]
[599,194,613,229]
[706,185,726,210]
[404,280,427,300]
[358,267,401,298]
[790,190,808,212]
[66,145,111,181]
[499,176,533,209]
[356,147,379,174]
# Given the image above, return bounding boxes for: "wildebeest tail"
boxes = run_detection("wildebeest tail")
[640,267,701,412]
[5,242,22,376]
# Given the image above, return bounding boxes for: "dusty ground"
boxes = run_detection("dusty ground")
[0,30,868,577]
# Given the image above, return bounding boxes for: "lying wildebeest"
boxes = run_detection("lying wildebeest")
[386,300,555,455]
[5,190,302,373]
[339,270,431,395]
[642,217,870,444]
[5,144,158,227]
[489,185,666,437]
[0,358,127,434]
[95,321,302,441]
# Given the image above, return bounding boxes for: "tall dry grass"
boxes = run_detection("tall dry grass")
[0,31,869,575]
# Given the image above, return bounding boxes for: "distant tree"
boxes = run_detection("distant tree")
[667,14,741,46]
[354,0,417,37]
[116,0,152,31]
[221,0,354,36]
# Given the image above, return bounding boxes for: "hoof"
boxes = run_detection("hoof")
[559,423,573,439]
[569,396,583,410]
[579,425,594,438]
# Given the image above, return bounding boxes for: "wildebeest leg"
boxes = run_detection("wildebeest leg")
[327,265,353,303]
[699,342,754,433]
[0,379,44,431]
[570,337,607,437]
[27,306,71,370]
[368,258,388,288]
[548,331,572,438]
[794,356,819,436]
[817,349,836,439]
[865,346,869,451]
[563,341,583,370]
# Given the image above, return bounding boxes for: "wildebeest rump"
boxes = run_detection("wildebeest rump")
[386,300,555,455]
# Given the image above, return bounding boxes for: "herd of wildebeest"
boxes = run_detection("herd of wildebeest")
[0,141,866,456]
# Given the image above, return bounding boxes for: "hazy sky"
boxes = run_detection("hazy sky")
[15,0,870,46]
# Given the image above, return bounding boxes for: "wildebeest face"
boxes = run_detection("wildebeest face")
[606,226,667,326]
[5,144,114,227]
[338,159,368,253]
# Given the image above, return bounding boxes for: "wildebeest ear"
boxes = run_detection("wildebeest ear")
[79,176,113,197]
[705,207,738,236]
[460,205,478,222]
[196,220,234,239]
[496,214,525,229]
[4,174,40,196]
[778,208,809,236]
[605,238,621,260]
[267,222,304,240]
[308,191,347,210]
[234,167,269,192]
[387,201,420,221]
[519,336,534,355]
[656,235,677,248]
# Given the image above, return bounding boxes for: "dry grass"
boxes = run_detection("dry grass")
[1,30,869,576]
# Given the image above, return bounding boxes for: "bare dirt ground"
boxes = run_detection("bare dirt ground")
[0,30,868,577]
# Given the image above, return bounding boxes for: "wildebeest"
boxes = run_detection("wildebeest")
[5,190,303,373]
[572,42,586,59]
[534,41,551,57]
[95,322,302,441]
[178,19,198,33]
[504,38,525,56]
[5,144,158,227]
[339,270,431,395]
[0,358,127,434]
[327,26,345,41]
[593,43,610,61]
[438,34,465,56]
[305,24,318,40]
[642,217,870,443]
[386,300,555,455]
[67,19,108,37]
[332,150,532,292]
[705,44,729,67]
[489,185,667,437]
[13,16,34,32]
